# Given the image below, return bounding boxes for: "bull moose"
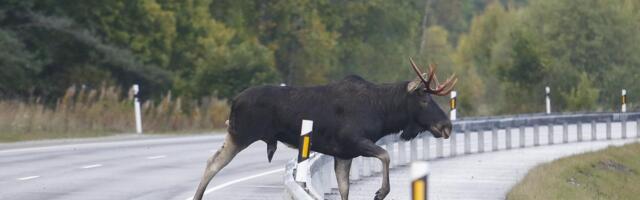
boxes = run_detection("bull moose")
[192,58,457,200]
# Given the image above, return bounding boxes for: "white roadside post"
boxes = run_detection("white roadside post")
[622,89,627,113]
[133,84,143,134]
[545,86,551,114]
[411,161,429,200]
[450,91,457,120]
[449,91,457,156]
[295,120,313,183]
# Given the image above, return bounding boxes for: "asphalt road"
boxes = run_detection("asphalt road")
[0,134,297,200]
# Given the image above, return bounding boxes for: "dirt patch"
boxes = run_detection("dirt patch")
[566,177,580,187]
[593,160,634,174]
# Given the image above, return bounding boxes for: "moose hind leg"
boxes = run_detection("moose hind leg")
[357,141,390,200]
[192,135,246,200]
[334,157,353,200]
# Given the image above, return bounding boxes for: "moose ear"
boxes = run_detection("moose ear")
[406,75,423,93]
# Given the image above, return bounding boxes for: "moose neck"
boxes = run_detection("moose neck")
[374,81,412,136]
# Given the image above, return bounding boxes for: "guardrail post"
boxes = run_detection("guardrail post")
[548,123,554,145]
[622,118,627,139]
[464,129,470,154]
[620,118,627,139]
[519,126,525,148]
[436,137,443,158]
[362,157,371,177]
[399,139,407,165]
[351,157,361,181]
[533,124,540,146]
[295,120,313,183]
[450,132,457,156]
[410,137,418,162]
[637,118,639,138]
[606,119,612,140]
[506,127,512,150]
[478,129,485,153]
[577,122,583,142]
[385,137,394,167]
[492,127,498,151]
[591,120,597,141]
[562,122,568,143]
[423,135,430,160]
[411,161,429,200]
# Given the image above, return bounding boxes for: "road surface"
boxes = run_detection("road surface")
[0,134,297,200]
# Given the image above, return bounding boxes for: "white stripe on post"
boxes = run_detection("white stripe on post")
[545,86,551,114]
[411,161,429,200]
[295,120,313,182]
[133,84,143,134]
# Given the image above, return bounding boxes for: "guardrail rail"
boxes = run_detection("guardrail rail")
[284,112,640,200]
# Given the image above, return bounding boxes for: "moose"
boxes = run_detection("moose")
[192,58,457,200]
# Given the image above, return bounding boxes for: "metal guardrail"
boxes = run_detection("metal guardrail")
[283,112,640,200]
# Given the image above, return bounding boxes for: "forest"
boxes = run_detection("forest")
[1,0,639,138]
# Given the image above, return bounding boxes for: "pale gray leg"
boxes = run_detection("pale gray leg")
[334,157,353,200]
[193,135,246,200]
[357,140,391,200]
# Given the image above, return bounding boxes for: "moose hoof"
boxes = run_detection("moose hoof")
[374,188,389,200]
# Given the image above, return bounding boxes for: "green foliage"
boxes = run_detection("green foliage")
[562,73,600,112]
[2,0,640,119]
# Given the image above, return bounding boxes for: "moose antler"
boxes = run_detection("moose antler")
[409,57,458,96]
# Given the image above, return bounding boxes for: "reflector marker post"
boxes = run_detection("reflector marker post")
[133,84,143,134]
[450,91,457,121]
[295,120,313,183]
[411,161,429,200]
[622,89,627,113]
[545,86,551,114]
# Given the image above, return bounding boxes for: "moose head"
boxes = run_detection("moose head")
[402,58,457,140]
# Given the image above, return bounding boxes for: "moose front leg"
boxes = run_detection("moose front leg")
[358,140,391,200]
[334,157,352,200]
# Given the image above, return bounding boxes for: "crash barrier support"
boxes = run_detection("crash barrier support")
[284,112,640,200]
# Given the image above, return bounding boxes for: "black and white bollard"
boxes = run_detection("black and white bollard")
[622,89,627,113]
[133,84,143,134]
[545,86,551,114]
[295,120,313,183]
[411,161,429,200]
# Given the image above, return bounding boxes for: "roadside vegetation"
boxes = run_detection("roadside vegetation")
[0,85,229,142]
[508,142,640,200]
[1,0,640,141]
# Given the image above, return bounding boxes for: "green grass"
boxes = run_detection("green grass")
[508,142,640,200]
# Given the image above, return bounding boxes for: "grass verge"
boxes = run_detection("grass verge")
[0,85,229,142]
[508,142,640,200]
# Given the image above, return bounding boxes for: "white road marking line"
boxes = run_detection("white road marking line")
[146,155,167,160]
[17,176,40,181]
[80,164,103,169]
[183,168,284,200]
